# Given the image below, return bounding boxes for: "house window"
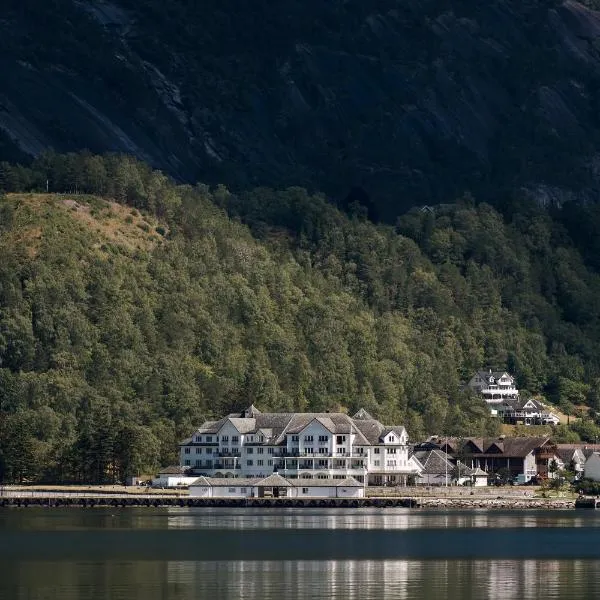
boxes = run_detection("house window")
[196,435,202,442]
[248,435,254,442]
[195,460,201,467]
[304,435,314,442]
[387,448,397,454]
[240,487,247,493]
[292,435,299,442]
[302,488,309,494]
[374,448,380,454]
[196,448,201,454]
[247,448,254,454]
[268,448,274,454]
[374,460,380,466]
[184,460,190,466]
[259,436,264,442]
[319,448,328,454]
[388,436,395,442]
[318,459,328,467]
[222,436,229,442]
[318,435,328,442]
[184,448,190,454]
[336,435,346,444]
[257,460,263,466]
[228,488,236,493]
[206,448,212,454]
[257,447,264,454]
[304,448,314,454]
[247,460,253,466]
[232,436,239,443]
[268,460,273,466]
[206,436,212,442]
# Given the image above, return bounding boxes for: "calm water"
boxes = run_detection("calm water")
[2,508,600,599]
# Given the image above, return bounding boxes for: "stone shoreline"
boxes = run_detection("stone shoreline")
[417,497,575,509]
[0,493,577,509]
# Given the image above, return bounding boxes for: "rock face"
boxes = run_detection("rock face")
[3,0,600,218]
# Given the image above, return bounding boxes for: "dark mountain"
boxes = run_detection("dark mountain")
[3,0,600,219]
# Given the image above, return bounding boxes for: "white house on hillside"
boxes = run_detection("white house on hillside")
[467,370,519,404]
[179,405,422,485]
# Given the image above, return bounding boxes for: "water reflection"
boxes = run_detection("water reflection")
[164,507,597,531]
[162,559,600,600]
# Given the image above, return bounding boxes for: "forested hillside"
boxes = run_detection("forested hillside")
[1,153,600,482]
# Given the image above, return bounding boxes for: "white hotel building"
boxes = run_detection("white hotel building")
[179,405,422,485]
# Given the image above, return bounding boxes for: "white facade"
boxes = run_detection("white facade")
[152,474,199,488]
[468,370,519,403]
[180,406,421,485]
[188,475,364,498]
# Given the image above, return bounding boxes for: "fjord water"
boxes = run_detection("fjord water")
[2,508,600,599]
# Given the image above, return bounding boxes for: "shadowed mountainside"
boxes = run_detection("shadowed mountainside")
[3,1,600,218]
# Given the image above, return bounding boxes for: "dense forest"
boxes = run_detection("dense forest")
[2,152,600,483]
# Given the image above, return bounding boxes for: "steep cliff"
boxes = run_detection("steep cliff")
[3,0,600,218]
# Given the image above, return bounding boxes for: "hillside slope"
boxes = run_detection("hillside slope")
[3,1,600,218]
[2,154,600,481]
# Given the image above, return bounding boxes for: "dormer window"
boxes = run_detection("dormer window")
[388,436,395,442]
[196,435,202,443]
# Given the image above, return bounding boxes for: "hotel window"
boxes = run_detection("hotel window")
[240,488,247,493]
[206,448,212,454]
[374,448,380,454]
[184,460,190,466]
[302,488,309,494]
[257,447,264,454]
[232,436,239,443]
[257,460,264,466]
[304,435,313,442]
[319,448,328,454]
[206,436,212,442]
[222,436,229,442]
[304,448,314,454]
[195,460,201,467]
[318,435,328,442]
[184,448,190,454]
[336,435,346,444]
[268,448,274,454]
[196,448,201,454]
[228,488,236,493]
[247,447,254,454]
[268,460,273,466]
[259,436,264,442]
[292,435,299,442]
[374,460,380,466]
[247,460,253,466]
[386,448,397,454]
[318,459,328,467]
[196,435,202,442]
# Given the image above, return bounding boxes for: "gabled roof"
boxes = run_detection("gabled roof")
[255,473,293,487]
[353,408,375,420]
[336,477,362,487]
[380,427,407,441]
[189,476,212,487]
[470,467,488,477]
[180,406,404,447]
[226,417,257,433]
[411,449,454,475]
[197,477,261,487]
[437,436,552,458]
